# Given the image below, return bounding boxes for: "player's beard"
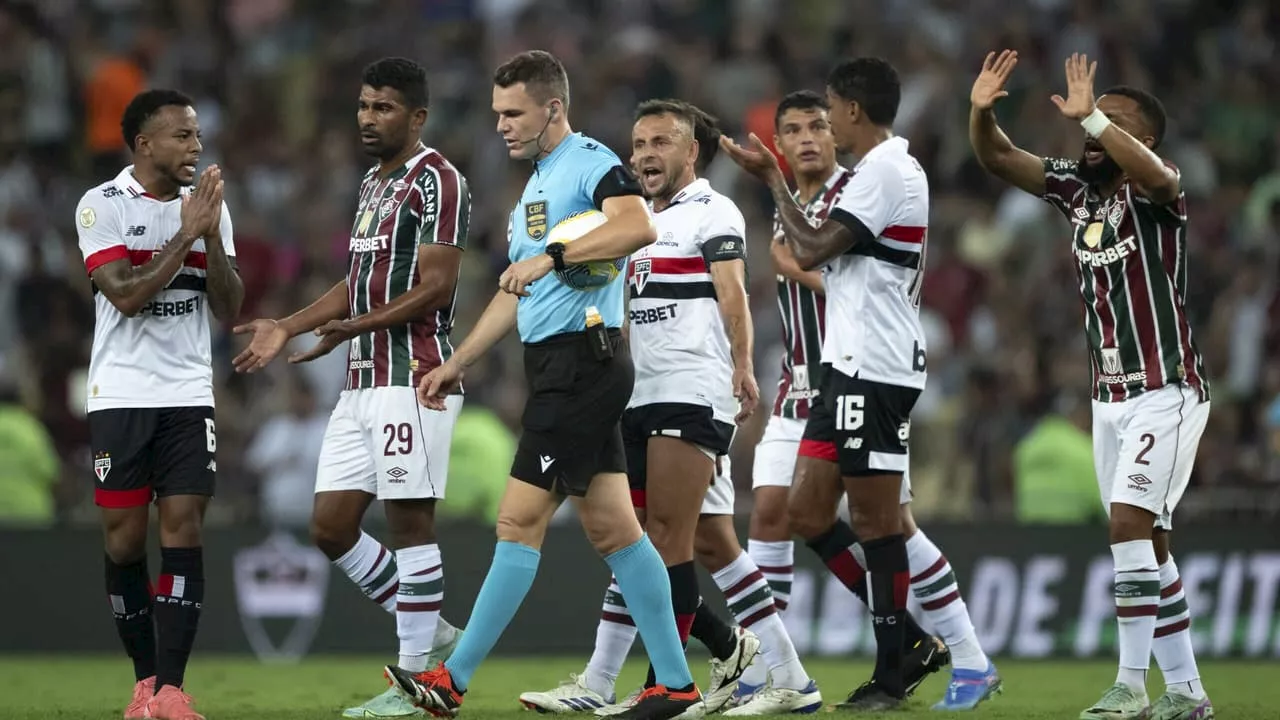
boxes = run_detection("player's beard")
[1077,149,1123,186]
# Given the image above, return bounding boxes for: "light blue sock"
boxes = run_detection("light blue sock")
[606,535,694,689]
[443,541,540,690]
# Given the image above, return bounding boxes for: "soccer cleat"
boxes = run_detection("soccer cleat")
[519,672,613,713]
[593,687,642,716]
[834,680,905,712]
[385,663,464,718]
[146,685,204,720]
[125,676,155,719]
[905,635,952,696]
[725,680,764,710]
[426,625,463,667]
[723,681,822,715]
[931,663,1002,711]
[342,686,426,718]
[702,627,762,714]
[1148,692,1213,720]
[614,685,704,720]
[1079,683,1152,720]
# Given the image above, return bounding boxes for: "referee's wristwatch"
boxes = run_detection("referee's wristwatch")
[545,242,567,272]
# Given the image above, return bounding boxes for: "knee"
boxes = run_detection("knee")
[849,501,901,541]
[310,514,359,560]
[104,522,148,565]
[694,521,738,573]
[1107,504,1156,544]
[496,513,545,551]
[752,498,791,539]
[157,503,204,547]
[385,500,438,549]
[644,512,694,563]
[787,496,832,542]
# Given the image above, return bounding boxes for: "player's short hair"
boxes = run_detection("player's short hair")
[1099,85,1167,148]
[362,57,429,109]
[493,50,569,106]
[774,90,829,131]
[634,99,721,170]
[826,57,901,127]
[121,89,195,152]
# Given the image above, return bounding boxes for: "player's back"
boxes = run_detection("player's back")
[823,137,929,389]
[76,167,230,411]
[627,179,741,425]
[346,146,469,390]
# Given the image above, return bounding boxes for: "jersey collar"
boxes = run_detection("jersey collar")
[533,132,580,174]
[667,177,709,206]
[114,165,186,201]
[853,135,908,171]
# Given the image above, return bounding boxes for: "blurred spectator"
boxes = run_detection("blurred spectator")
[0,369,60,526]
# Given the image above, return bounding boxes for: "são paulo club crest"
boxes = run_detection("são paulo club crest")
[94,452,111,482]
[631,258,651,295]
[233,532,330,663]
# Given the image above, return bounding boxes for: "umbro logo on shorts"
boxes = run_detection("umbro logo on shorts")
[539,455,555,473]
[1127,474,1151,492]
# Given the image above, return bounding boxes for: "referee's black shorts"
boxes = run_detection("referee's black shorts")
[510,329,633,496]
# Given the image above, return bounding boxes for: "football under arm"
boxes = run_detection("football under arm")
[91,230,201,317]
[560,194,657,264]
[968,105,1046,196]
[709,258,753,372]
[345,244,464,334]
[451,289,519,369]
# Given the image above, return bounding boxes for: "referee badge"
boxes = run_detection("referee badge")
[525,201,547,240]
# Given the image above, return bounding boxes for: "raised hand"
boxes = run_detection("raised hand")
[179,165,223,239]
[971,50,1018,110]
[1050,53,1098,119]
[232,318,289,373]
[718,133,782,182]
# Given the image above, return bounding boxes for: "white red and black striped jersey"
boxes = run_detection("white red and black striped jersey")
[627,178,746,425]
[822,137,929,389]
[771,167,851,419]
[75,165,236,412]
[346,144,469,390]
[1041,157,1209,403]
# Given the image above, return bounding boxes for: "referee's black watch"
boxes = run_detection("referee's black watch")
[545,242,567,272]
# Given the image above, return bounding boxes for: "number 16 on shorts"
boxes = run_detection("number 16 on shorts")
[828,374,918,475]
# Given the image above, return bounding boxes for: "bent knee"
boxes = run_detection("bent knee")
[496,513,547,550]
[310,516,359,560]
[787,497,835,541]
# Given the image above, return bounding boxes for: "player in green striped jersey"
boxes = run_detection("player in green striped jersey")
[970,50,1213,720]
[233,58,469,719]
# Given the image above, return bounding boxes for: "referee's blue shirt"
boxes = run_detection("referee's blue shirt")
[508,133,642,344]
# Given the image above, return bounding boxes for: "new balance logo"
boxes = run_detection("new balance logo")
[539,455,555,473]
[125,225,147,236]
[844,437,862,449]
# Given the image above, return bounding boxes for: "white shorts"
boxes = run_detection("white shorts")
[1093,383,1210,530]
[752,414,911,503]
[315,387,462,500]
[701,455,735,515]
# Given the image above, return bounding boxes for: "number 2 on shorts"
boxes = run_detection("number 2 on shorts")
[1134,432,1155,466]
[383,423,413,456]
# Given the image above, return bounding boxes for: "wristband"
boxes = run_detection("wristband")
[1080,107,1112,138]
[545,242,567,272]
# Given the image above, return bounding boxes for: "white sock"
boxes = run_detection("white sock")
[712,551,810,691]
[740,540,794,688]
[1153,556,1205,699]
[906,531,989,672]
[334,531,399,613]
[1112,540,1159,694]
[583,576,636,700]
[394,544,443,672]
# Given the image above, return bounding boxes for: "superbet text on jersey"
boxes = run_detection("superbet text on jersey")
[823,137,929,388]
[627,178,746,426]
[346,146,469,390]
[76,166,236,411]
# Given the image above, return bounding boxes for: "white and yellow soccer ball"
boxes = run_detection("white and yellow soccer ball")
[546,209,625,290]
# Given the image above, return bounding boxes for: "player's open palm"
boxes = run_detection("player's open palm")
[180,165,223,238]
[719,133,781,182]
[971,50,1018,110]
[232,318,289,373]
[1051,52,1097,119]
[418,360,462,411]
[732,367,759,424]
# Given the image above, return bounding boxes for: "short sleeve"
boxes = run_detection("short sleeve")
[828,161,900,239]
[580,156,642,211]
[76,189,125,276]
[700,200,747,264]
[416,164,471,249]
[1041,157,1088,218]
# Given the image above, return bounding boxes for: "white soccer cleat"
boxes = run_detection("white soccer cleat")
[519,672,613,714]
[593,687,642,716]
[723,682,823,716]
[702,627,762,714]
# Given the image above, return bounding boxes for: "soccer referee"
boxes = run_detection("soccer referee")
[388,51,700,720]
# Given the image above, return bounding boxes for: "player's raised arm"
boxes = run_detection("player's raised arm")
[968,50,1047,196]
[82,166,222,318]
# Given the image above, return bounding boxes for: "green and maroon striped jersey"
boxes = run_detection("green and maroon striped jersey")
[1041,157,1209,403]
[770,167,851,419]
[346,145,470,390]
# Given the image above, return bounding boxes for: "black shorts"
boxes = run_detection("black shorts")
[511,329,632,496]
[799,369,919,477]
[622,402,735,508]
[88,406,217,508]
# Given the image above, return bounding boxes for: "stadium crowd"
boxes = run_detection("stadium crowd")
[0,0,1276,527]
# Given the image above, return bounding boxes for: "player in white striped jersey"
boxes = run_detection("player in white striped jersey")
[723,60,999,711]
[76,89,243,720]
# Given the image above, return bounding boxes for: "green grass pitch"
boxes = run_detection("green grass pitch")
[1,655,1275,719]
